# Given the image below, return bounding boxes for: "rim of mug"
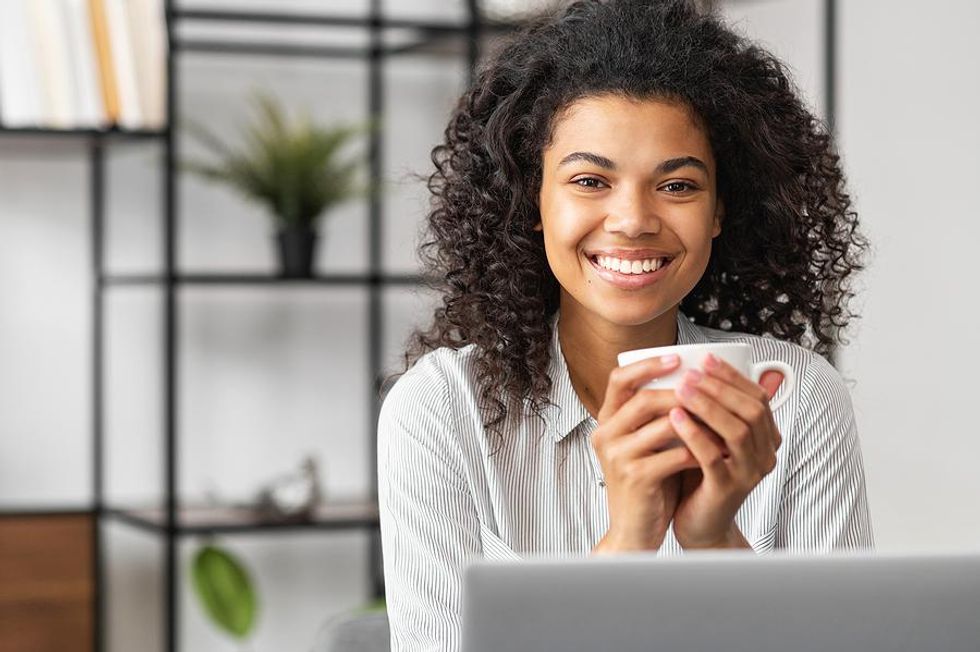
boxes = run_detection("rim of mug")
[620,342,750,357]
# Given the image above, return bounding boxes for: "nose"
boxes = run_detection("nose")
[603,184,662,238]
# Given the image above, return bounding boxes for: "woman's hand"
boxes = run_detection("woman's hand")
[667,353,785,549]
[591,355,702,554]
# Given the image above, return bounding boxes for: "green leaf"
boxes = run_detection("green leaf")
[190,545,258,640]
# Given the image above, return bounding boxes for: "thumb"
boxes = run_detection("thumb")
[758,371,785,399]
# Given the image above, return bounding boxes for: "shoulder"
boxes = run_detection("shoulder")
[379,344,482,427]
[795,348,856,431]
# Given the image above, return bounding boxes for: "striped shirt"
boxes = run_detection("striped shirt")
[377,309,874,651]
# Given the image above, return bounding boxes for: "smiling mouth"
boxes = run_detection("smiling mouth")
[587,254,675,275]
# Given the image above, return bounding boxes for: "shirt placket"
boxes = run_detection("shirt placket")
[580,417,606,487]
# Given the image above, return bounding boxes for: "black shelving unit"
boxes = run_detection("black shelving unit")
[0,2,521,651]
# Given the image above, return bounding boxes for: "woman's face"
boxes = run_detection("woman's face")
[536,94,723,328]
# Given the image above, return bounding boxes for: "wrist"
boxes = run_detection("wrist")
[592,527,665,555]
[679,524,751,551]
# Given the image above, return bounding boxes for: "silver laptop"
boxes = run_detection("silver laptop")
[461,550,980,652]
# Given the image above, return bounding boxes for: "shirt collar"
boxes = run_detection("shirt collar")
[542,308,708,442]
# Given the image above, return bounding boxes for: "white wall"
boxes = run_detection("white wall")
[836,0,980,551]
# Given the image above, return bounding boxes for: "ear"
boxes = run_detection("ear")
[711,196,724,238]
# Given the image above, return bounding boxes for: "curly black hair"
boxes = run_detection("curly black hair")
[390,0,869,443]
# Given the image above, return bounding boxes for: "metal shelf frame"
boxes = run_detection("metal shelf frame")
[4,2,504,651]
[91,3,490,650]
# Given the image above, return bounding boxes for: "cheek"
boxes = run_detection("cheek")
[555,221,589,252]
[543,206,592,253]
[543,229,581,279]
[677,219,717,252]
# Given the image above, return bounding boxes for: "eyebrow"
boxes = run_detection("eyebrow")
[557,151,708,176]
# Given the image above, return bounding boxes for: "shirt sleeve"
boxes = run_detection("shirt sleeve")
[377,352,482,652]
[775,350,875,550]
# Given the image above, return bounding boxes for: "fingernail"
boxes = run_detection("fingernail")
[684,369,703,384]
[704,354,719,370]
[679,383,696,399]
[661,354,679,365]
[670,408,687,423]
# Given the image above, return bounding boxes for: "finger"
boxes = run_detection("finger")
[758,370,785,399]
[620,415,685,458]
[675,379,756,465]
[632,444,701,482]
[598,355,681,423]
[602,388,680,438]
[702,354,771,404]
[669,407,732,482]
[680,369,773,457]
[757,371,784,453]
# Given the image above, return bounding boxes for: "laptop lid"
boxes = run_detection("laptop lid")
[461,550,980,652]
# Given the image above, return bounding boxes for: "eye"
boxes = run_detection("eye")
[572,177,602,189]
[662,181,697,194]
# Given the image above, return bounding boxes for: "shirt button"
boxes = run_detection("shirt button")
[598,479,606,487]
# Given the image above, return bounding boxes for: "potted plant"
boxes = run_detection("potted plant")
[182,90,373,278]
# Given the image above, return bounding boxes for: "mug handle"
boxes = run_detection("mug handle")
[749,361,795,412]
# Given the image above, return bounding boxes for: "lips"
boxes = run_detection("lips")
[586,253,674,290]
[585,248,676,260]
[592,254,672,274]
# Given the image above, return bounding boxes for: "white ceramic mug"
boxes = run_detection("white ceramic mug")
[617,342,796,411]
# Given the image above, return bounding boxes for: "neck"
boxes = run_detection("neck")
[557,300,680,419]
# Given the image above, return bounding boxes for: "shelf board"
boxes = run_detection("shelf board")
[176,40,368,60]
[174,33,506,60]
[105,498,379,536]
[170,7,523,33]
[0,507,94,519]
[102,272,434,287]
[170,7,522,60]
[0,126,167,140]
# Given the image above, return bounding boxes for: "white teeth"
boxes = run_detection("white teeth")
[595,255,669,275]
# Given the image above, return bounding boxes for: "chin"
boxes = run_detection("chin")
[586,299,670,328]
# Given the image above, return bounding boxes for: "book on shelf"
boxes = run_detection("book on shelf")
[0,0,43,127]
[126,0,167,128]
[33,0,75,128]
[88,0,120,126]
[0,0,167,131]
[64,0,107,128]
[103,0,142,128]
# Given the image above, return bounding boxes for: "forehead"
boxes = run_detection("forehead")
[544,94,713,166]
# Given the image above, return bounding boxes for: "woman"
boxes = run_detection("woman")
[377,0,874,649]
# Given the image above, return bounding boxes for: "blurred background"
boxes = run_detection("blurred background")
[1,0,977,651]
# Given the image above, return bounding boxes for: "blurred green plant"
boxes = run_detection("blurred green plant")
[356,597,387,614]
[181,89,375,229]
[190,543,258,641]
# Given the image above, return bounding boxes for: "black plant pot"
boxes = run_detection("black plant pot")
[276,227,319,278]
